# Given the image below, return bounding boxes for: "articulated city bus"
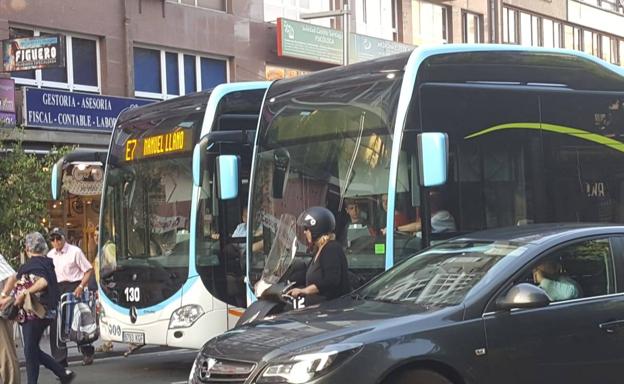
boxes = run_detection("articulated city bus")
[96,82,269,349]
[215,45,624,303]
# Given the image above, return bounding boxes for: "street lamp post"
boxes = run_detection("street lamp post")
[300,2,350,66]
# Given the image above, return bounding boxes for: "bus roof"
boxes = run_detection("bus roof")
[268,44,624,98]
[116,81,270,138]
[117,90,211,127]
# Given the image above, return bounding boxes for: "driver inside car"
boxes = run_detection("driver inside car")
[532,259,581,302]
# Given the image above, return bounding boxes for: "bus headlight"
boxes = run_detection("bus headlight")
[169,304,204,329]
[256,343,362,384]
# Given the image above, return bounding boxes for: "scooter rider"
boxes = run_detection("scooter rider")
[287,207,351,305]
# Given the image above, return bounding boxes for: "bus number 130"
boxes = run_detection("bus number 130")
[124,287,141,303]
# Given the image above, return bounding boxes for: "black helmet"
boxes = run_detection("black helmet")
[297,206,335,242]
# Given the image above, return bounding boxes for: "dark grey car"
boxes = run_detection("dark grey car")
[189,224,624,384]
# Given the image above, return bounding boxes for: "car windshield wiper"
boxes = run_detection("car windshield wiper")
[366,297,401,304]
[350,292,367,300]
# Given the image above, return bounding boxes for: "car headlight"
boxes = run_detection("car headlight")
[169,304,205,329]
[188,354,200,383]
[256,343,362,384]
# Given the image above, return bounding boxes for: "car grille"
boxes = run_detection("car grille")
[196,357,256,383]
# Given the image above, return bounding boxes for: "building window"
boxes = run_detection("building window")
[133,47,228,100]
[166,0,226,12]
[200,57,227,91]
[462,11,482,43]
[134,48,161,94]
[362,0,367,23]
[412,0,449,45]
[264,0,332,27]
[583,29,599,56]
[502,7,517,44]
[184,54,197,95]
[391,0,399,41]
[519,12,540,47]
[542,19,558,48]
[579,0,624,14]
[8,27,100,93]
[620,40,624,65]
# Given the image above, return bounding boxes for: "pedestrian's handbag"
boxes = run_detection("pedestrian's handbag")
[0,296,19,320]
[69,302,99,345]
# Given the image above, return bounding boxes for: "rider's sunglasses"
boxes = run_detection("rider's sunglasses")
[50,235,63,242]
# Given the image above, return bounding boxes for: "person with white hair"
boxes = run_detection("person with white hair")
[2,232,76,384]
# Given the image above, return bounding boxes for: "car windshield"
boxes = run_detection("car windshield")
[358,240,526,306]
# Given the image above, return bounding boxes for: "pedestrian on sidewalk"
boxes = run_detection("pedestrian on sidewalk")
[3,232,76,384]
[47,227,95,366]
[0,252,20,384]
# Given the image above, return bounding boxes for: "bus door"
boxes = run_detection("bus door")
[194,131,255,321]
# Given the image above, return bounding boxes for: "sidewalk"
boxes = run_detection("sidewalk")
[16,329,167,366]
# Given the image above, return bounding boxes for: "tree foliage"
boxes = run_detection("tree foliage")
[0,128,69,268]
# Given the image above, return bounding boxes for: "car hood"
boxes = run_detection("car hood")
[201,296,456,362]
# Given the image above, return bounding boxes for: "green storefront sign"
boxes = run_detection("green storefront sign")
[277,18,414,65]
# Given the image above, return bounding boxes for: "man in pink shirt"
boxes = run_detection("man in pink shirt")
[47,228,95,366]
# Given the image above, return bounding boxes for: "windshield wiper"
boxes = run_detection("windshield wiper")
[350,292,367,301]
[371,298,401,304]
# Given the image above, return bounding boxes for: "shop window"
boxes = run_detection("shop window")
[184,54,196,95]
[134,47,227,99]
[41,32,67,83]
[166,52,180,96]
[72,37,98,86]
[8,28,35,80]
[200,57,227,90]
[134,47,162,94]
[8,27,99,92]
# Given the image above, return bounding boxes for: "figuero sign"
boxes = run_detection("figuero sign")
[2,35,65,72]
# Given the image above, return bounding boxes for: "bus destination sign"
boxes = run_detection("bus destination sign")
[124,129,192,161]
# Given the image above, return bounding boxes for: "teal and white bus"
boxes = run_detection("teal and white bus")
[95,82,269,349]
[215,45,624,302]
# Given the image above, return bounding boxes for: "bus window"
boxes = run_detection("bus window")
[394,85,543,264]
[540,92,624,224]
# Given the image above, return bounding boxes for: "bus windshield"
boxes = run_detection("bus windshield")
[100,114,200,309]
[249,71,404,289]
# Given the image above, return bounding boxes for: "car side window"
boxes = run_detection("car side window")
[524,238,615,302]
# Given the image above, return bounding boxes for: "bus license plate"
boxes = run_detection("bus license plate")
[122,331,145,344]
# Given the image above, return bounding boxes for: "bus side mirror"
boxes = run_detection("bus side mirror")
[51,159,63,200]
[192,137,210,187]
[417,132,448,187]
[217,155,239,200]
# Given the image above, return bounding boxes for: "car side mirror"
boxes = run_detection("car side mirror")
[495,283,551,311]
